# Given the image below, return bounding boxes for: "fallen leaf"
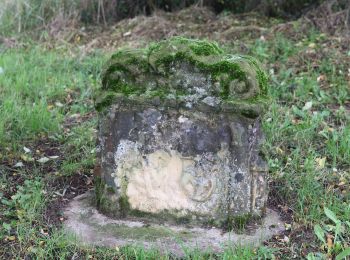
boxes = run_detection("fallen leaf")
[327,234,333,249]
[283,236,290,243]
[40,228,49,236]
[74,35,80,43]
[7,236,16,241]
[303,101,313,111]
[276,147,284,154]
[123,31,131,37]
[14,162,24,167]
[317,75,326,82]
[55,102,64,107]
[23,146,31,153]
[284,223,292,230]
[292,118,301,124]
[86,177,93,185]
[37,157,50,163]
[70,113,80,118]
[308,42,316,48]
[315,157,326,169]
[21,154,34,162]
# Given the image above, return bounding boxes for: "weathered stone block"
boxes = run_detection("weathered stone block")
[94,37,269,227]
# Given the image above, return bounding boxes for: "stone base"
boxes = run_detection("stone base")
[64,192,285,256]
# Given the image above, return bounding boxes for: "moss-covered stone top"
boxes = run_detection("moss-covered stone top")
[95,37,268,116]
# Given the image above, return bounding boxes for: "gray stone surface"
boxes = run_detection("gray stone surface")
[94,37,269,227]
[64,192,285,256]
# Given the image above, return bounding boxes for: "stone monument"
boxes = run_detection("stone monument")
[93,37,269,228]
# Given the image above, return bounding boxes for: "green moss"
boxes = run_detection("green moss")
[128,208,193,226]
[95,36,268,113]
[99,224,175,240]
[94,176,105,209]
[85,220,194,241]
[118,196,131,218]
[94,91,117,112]
[223,213,261,233]
[95,177,115,214]
[100,48,149,92]
[94,177,122,217]
[223,95,270,117]
[244,55,268,94]
[173,37,224,56]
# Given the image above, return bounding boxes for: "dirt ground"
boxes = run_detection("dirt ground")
[41,4,348,49]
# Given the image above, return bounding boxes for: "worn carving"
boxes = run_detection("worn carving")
[94,37,269,227]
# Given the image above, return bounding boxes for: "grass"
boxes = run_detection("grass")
[249,32,350,258]
[0,20,350,259]
[0,46,105,146]
[0,0,78,35]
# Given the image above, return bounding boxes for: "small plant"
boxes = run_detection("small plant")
[1,179,44,227]
[308,207,350,260]
[11,179,44,221]
[0,179,44,247]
